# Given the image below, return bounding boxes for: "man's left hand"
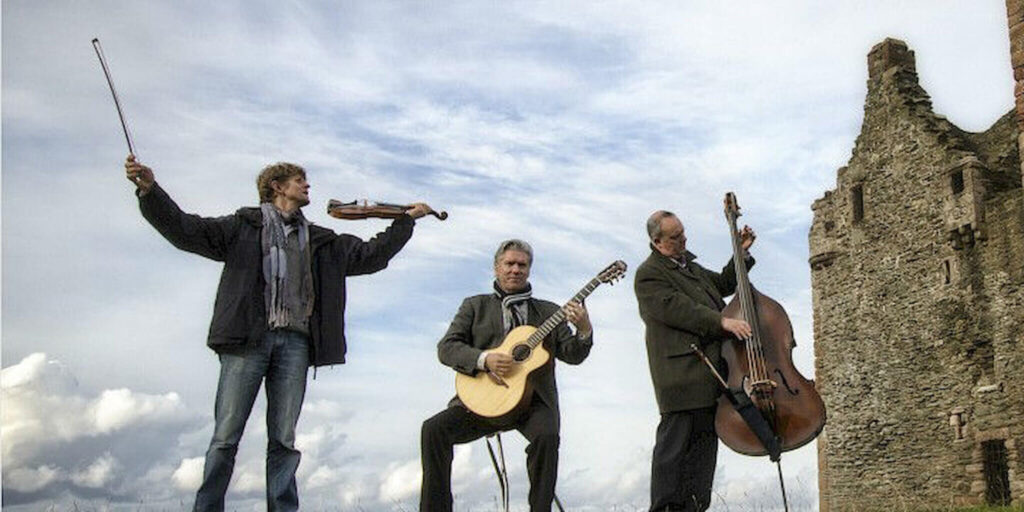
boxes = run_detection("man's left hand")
[563,301,592,337]
[740,225,756,251]
[405,202,435,219]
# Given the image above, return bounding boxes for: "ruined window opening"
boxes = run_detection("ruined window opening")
[982,439,1011,505]
[824,220,835,233]
[851,184,864,223]
[943,260,951,285]
[951,169,965,195]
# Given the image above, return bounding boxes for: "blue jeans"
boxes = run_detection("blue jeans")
[194,330,310,512]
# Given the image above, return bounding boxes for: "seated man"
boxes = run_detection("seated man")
[420,239,594,512]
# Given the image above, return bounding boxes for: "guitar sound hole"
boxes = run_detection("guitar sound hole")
[511,344,532,362]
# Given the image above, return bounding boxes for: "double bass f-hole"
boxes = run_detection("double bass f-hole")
[774,369,799,395]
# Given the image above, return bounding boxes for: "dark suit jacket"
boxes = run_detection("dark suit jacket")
[437,293,593,417]
[634,249,752,413]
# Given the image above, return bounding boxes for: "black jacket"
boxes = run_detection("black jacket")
[139,183,414,367]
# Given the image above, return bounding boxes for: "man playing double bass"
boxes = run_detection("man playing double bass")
[634,210,755,512]
[420,239,594,512]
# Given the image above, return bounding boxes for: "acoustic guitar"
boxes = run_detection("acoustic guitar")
[455,260,627,420]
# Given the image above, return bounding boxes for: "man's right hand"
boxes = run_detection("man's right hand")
[125,154,155,195]
[484,352,514,377]
[721,317,753,340]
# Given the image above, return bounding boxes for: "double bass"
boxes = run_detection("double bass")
[716,192,826,457]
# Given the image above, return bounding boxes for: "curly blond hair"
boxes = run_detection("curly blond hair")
[256,162,306,203]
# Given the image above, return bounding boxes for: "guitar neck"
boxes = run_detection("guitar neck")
[525,278,601,348]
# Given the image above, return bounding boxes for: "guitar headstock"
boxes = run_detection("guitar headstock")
[724,192,741,220]
[597,260,628,285]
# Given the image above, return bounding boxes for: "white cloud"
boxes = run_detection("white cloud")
[233,465,265,493]
[0,353,77,393]
[1,353,203,504]
[172,457,204,491]
[92,388,186,434]
[303,464,342,491]
[71,454,118,488]
[1,354,193,462]
[378,458,422,502]
[3,466,62,493]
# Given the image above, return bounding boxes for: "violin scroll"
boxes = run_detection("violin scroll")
[724,191,741,219]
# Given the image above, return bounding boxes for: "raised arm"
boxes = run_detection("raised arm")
[343,202,443,275]
[706,225,756,297]
[338,215,415,275]
[127,155,238,261]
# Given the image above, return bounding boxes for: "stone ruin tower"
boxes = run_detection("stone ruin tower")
[807,11,1024,511]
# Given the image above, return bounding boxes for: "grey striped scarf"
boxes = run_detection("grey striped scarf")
[261,203,314,331]
[494,281,531,333]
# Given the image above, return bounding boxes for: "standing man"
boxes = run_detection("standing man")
[420,239,594,512]
[634,210,755,512]
[125,155,433,511]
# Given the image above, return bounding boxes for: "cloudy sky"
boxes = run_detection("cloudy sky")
[2,1,1016,510]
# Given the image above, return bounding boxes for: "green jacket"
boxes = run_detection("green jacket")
[438,293,593,417]
[634,249,752,413]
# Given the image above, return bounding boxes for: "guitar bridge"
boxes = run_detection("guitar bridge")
[487,371,509,388]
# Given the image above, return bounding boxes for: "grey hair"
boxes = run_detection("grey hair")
[646,210,677,241]
[493,239,533,266]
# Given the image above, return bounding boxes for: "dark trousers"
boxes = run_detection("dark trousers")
[650,407,718,512]
[420,400,560,512]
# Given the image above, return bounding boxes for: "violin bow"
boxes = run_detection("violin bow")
[92,38,136,156]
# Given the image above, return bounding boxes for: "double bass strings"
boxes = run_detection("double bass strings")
[727,205,778,424]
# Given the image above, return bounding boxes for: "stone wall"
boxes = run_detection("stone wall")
[809,38,1024,511]
[1008,0,1024,183]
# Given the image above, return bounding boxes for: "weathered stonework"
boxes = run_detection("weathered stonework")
[809,37,1024,512]
[1010,0,1024,182]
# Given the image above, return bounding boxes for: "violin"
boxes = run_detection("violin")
[716,192,826,457]
[327,199,448,221]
